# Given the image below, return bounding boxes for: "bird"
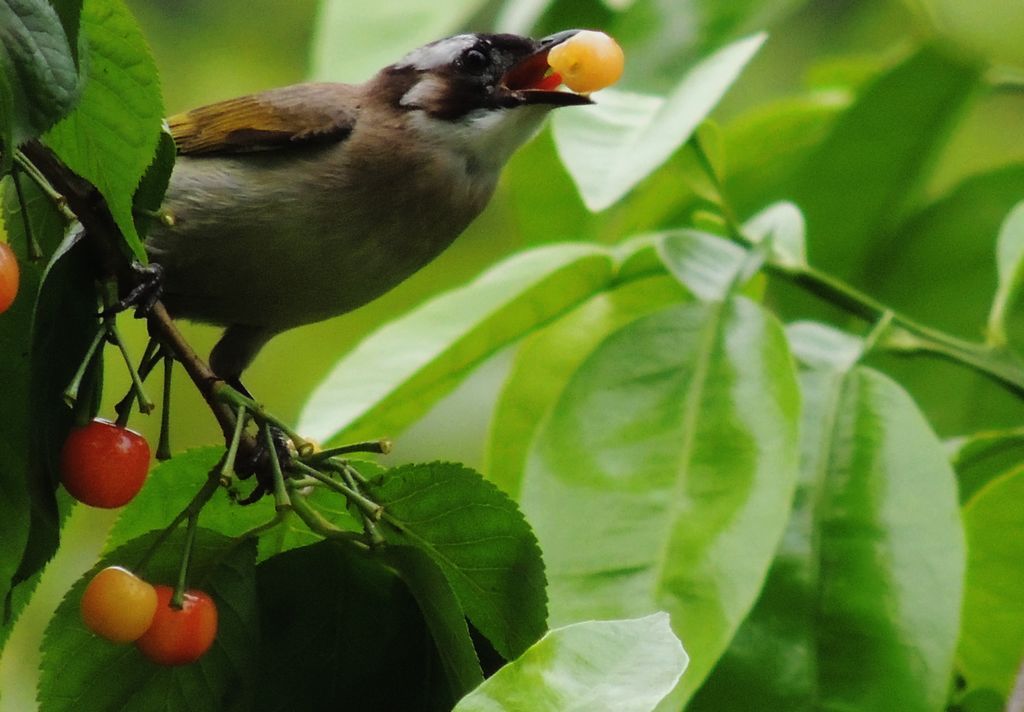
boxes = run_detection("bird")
[144,31,592,382]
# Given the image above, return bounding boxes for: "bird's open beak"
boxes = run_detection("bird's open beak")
[501,30,594,107]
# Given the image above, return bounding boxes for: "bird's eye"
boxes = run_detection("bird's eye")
[458,48,489,74]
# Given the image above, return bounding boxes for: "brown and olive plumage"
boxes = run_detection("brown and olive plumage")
[146,32,588,379]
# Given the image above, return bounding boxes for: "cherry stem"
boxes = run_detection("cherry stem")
[63,324,107,408]
[10,164,42,260]
[341,467,384,546]
[221,404,248,482]
[134,466,221,577]
[172,509,200,609]
[114,336,161,425]
[107,321,155,418]
[289,460,382,520]
[324,459,370,487]
[157,352,173,460]
[286,490,363,545]
[215,384,311,456]
[262,423,292,512]
[304,439,392,464]
[12,150,74,222]
[233,510,288,544]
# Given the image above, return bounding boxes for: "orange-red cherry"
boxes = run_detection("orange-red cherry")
[135,585,218,666]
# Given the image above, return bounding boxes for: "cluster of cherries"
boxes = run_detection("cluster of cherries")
[1,252,216,665]
[62,419,218,665]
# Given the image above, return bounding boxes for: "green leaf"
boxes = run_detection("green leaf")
[987,201,1024,351]
[521,298,801,705]
[948,428,1024,503]
[0,0,80,146]
[788,44,981,281]
[50,0,83,65]
[723,94,848,218]
[370,462,547,660]
[44,0,163,262]
[693,365,965,711]
[552,33,765,211]
[0,182,50,612]
[657,230,748,300]
[38,529,258,712]
[131,129,175,239]
[862,165,1024,435]
[959,467,1024,695]
[254,540,455,712]
[17,225,98,583]
[453,614,687,712]
[0,179,97,598]
[297,243,615,446]
[486,275,687,497]
[310,0,488,82]
[379,545,484,699]
[785,320,865,370]
[744,201,807,269]
[0,59,14,172]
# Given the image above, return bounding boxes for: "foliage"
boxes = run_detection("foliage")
[2,0,1024,710]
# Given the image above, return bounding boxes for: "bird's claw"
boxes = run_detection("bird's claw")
[101,261,164,318]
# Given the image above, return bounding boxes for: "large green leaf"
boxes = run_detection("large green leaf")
[863,165,1024,435]
[310,0,487,82]
[522,298,801,705]
[297,243,615,446]
[486,275,687,497]
[370,462,547,661]
[254,540,455,712]
[694,355,965,711]
[0,180,95,605]
[788,44,981,281]
[987,201,1024,352]
[0,0,80,146]
[959,466,1024,696]
[17,226,98,583]
[0,184,50,616]
[38,529,258,711]
[552,33,765,211]
[44,0,163,262]
[453,614,687,712]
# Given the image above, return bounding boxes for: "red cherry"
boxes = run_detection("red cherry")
[0,241,19,314]
[60,419,150,508]
[136,585,218,666]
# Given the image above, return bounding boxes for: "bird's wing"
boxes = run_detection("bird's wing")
[167,82,359,155]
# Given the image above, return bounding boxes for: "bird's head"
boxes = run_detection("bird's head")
[370,31,593,169]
